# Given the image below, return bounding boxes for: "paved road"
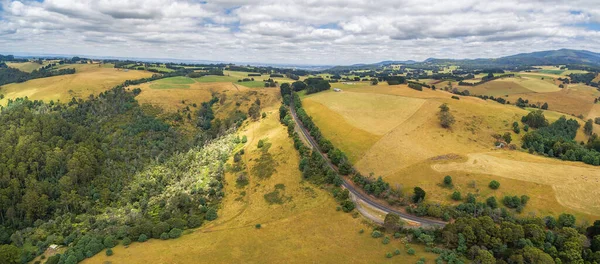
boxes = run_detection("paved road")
[288,102,446,228]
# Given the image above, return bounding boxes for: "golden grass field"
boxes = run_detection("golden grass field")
[0,64,152,105]
[6,61,54,72]
[85,99,437,264]
[302,82,600,221]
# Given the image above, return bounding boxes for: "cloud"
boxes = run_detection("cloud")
[1,0,600,64]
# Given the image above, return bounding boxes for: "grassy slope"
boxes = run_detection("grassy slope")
[84,99,437,264]
[0,64,152,104]
[302,83,600,221]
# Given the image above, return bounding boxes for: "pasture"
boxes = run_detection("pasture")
[302,82,600,221]
[84,100,437,264]
[6,61,53,72]
[0,66,152,104]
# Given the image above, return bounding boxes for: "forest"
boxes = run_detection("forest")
[0,75,242,263]
[0,66,76,86]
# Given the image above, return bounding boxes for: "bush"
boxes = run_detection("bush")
[413,187,426,203]
[451,191,462,201]
[489,180,500,190]
[138,234,148,242]
[160,232,169,240]
[187,215,203,228]
[103,235,115,248]
[394,249,401,255]
[386,252,393,258]
[371,230,383,238]
[241,135,247,143]
[205,208,218,221]
[443,175,452,186]
[340,200,355,212]
[407,248,416,255]
[382,236,390,244]
[122,237,131,246]
[105,249,113,256]
[168,228,183,239]
[257,140,264,148]
[486,196,498,209]
[255,224,261,229]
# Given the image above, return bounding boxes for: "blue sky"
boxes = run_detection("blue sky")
[1,0,600,65]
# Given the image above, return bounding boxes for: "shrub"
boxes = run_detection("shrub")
[205,208,218,221]
[160,232,169,240]
[386,252,393,258]
[451,95,460,100]
[255,224,261,229]
[122,237,131,246]
[383,236,390,244]
[187,215,203,228]
[489,180,500,190]
[169,228,183,239]
[257,139,264,148]
[359,229,364,234]
[105,249,113,256]
[103,235,115,248]
[394,249,401,255]
[558,213,576,227]
[394,232,401,239]
[407,248,416,255]
[262,112,267,118]
[340,200,355,212]
[138,234,148,242]
[413,187,426,203]
[451,191,462,201]
[371,230,383,238]
[241,135,247,143]
[486,196,498,209]
[443,175,452,186]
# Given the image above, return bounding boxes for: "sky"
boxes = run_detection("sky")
[1,0,600,65]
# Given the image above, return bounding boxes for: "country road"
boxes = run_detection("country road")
[288,100,447,228]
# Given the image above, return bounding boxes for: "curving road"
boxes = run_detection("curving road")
[288,101,446,228]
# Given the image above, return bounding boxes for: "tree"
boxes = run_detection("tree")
[489,180,500,190]
[521,110,548,128]
[474,249,495,264]
[501,132,512,144]
[541,102,548,110]
[443,175,453,186]
[439,103,455,129]
[413,187,426,203]
[486,196,498,209]
[138,234,148,242]
[383,213,405,233]
[0,245,20,264]
[248,102,261,120]
[558,213,576,227]
[122,237,132,246]
[585,119,594,136]
[205,207,218,221]
[168,228,183,239]
[451,191,462,201]
[105,248,113,256]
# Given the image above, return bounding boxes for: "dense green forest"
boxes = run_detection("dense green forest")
[0,78,242,263]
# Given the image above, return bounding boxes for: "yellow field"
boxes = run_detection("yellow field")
[304,91,426,135]
[461,76,560,97]
[6,61,52,72]
[0,66,152,104]
[434,151,600,216]
[85,99,437,264]
[302,83,600,221]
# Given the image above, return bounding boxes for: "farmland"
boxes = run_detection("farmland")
[302,82,600,221]
[85,98,437,264]
[0,64,152,104]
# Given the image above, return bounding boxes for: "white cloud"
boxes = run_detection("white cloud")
[1,0,600,65]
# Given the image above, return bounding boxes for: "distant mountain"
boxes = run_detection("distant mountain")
[327,49,600,71]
